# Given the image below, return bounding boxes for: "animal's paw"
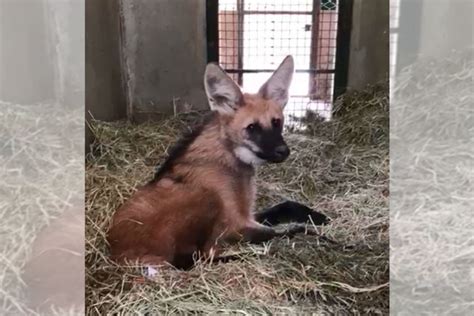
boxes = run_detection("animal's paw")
[275,223,307,238]
[279,201,330,225]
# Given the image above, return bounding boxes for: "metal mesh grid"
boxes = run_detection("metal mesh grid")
[218,0,338,125]
[390,0,400,99]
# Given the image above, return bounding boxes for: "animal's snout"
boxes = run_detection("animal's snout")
[273,144,290,162]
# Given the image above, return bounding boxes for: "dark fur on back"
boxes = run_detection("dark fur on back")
[149,112,217,183]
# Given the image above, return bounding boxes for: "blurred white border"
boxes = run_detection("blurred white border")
[0,0,85,314]
[390,0,473,314]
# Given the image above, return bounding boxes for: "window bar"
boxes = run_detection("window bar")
[224,69,335,74]
[237,0,244,86]
[309,0,321,100]
[206,0,219,63]
[333,0,353,101]
[242,10,313,15]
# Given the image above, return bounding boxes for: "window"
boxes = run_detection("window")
[217,0,339,123]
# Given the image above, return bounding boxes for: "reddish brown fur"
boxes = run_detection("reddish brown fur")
[108,94,284,268]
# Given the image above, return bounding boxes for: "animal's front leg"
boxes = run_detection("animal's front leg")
[254,201,329,226]
[238,221,308,244]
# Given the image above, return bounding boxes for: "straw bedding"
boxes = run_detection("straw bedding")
[85,83,389,315]
[389,50,473,314]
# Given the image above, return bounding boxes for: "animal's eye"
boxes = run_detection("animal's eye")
[246,122,261,133]
[246,123,256,131]
[272,118,281,128]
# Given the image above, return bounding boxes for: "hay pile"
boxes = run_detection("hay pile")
[390,49,473,314]
[293,83,389,148]
[0,102,84,315]
[86,85,389,314]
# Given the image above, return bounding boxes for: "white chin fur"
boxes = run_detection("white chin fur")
[234,146,265,166]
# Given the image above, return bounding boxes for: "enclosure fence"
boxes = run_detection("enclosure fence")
[208,0,347,125]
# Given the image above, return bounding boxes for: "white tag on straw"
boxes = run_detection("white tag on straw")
[145,266,158,278]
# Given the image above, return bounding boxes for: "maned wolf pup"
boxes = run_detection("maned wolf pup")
[108,56,328,268]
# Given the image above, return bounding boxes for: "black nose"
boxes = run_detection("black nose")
[274,145,290,159]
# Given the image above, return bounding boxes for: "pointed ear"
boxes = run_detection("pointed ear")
[258,55,294,108]
[204,63,244,115]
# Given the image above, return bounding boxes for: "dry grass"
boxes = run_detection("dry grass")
[85,85,389,315]
[390,49,473,314]
[0,102,84,315]
[293,83,389,149]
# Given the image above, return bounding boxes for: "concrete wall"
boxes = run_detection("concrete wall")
[121,0,209,121]
[347,0,390,90]
[46,0,85,108]
[0,0,84,107]
[85,0,126,122]
[417,0,473,58]
[85,0,127,151]
[0,0,56,104]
